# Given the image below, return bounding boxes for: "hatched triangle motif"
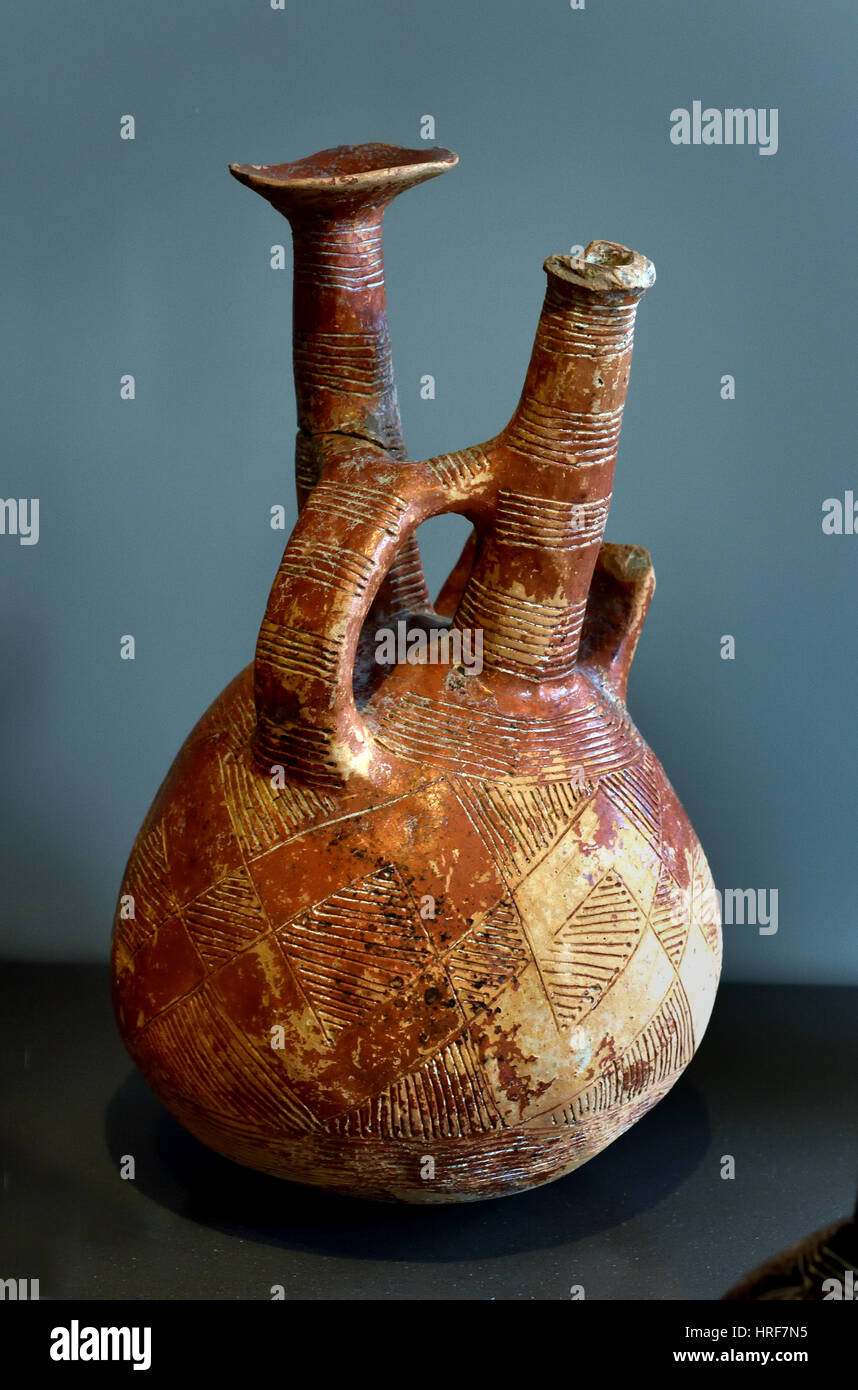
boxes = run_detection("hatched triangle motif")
[445,897,531,1017]
[143,986,320,1136]
[543,869,645,1028]
[691,842,722,964]
[218,743,335,859]
[601,749,661,848]
[452,776,595,882]
[182,868,269,968]
[539,976,695,1123]
[123,820,177,944]
[276,864,432,1043]
[326,1029,504,1140]
[649,862,690,967]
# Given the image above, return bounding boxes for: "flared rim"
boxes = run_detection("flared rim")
[230,143,458,210]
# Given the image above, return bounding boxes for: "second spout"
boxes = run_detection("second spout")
[230,143,458,622]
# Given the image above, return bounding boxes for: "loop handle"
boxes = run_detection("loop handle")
[252,443,459,787]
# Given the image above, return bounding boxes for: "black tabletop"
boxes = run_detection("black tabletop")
[1,965,855,1300]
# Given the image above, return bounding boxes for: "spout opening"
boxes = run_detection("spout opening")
[583,241,635,268]
[545,243,656,295]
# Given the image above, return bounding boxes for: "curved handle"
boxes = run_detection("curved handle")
[252,440,462,788]
[250,234,656,784]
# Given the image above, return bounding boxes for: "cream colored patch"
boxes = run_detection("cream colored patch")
[479,922,675,1123]
[676,918,719,1048]
[513,795,660,959]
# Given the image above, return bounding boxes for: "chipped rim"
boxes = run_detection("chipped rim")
[546,241,655,294]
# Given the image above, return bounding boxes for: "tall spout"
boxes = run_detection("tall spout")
[507,242,655,450]
[230,143,457,616]
[451,241,655,688]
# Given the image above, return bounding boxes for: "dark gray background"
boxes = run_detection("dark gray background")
[2,0,855,982]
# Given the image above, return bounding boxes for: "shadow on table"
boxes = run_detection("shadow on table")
[105,1070,710,1263]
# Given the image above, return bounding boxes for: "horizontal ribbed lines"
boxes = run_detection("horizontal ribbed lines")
[539,287,637,357]
[293,227,385,291]
[280,537,375,597]
[306,479,407,536]
[294,433,320,493]
[506,400,624,466]
[375,691,639,781]
[426,446,493,489]
[252,716,342,790]
[385,538,430,610]
[293,329,393,396]
[457,577,586,679]
[257,618,343,684]
[495,490,611,550]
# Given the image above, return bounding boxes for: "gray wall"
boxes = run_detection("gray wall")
[2,0,856,981]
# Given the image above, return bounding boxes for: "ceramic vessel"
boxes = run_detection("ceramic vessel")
[724,1201,858,1300]
[111,143,721,1202]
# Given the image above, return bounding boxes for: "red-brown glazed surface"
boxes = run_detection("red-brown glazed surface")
[111,145,721,1202]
